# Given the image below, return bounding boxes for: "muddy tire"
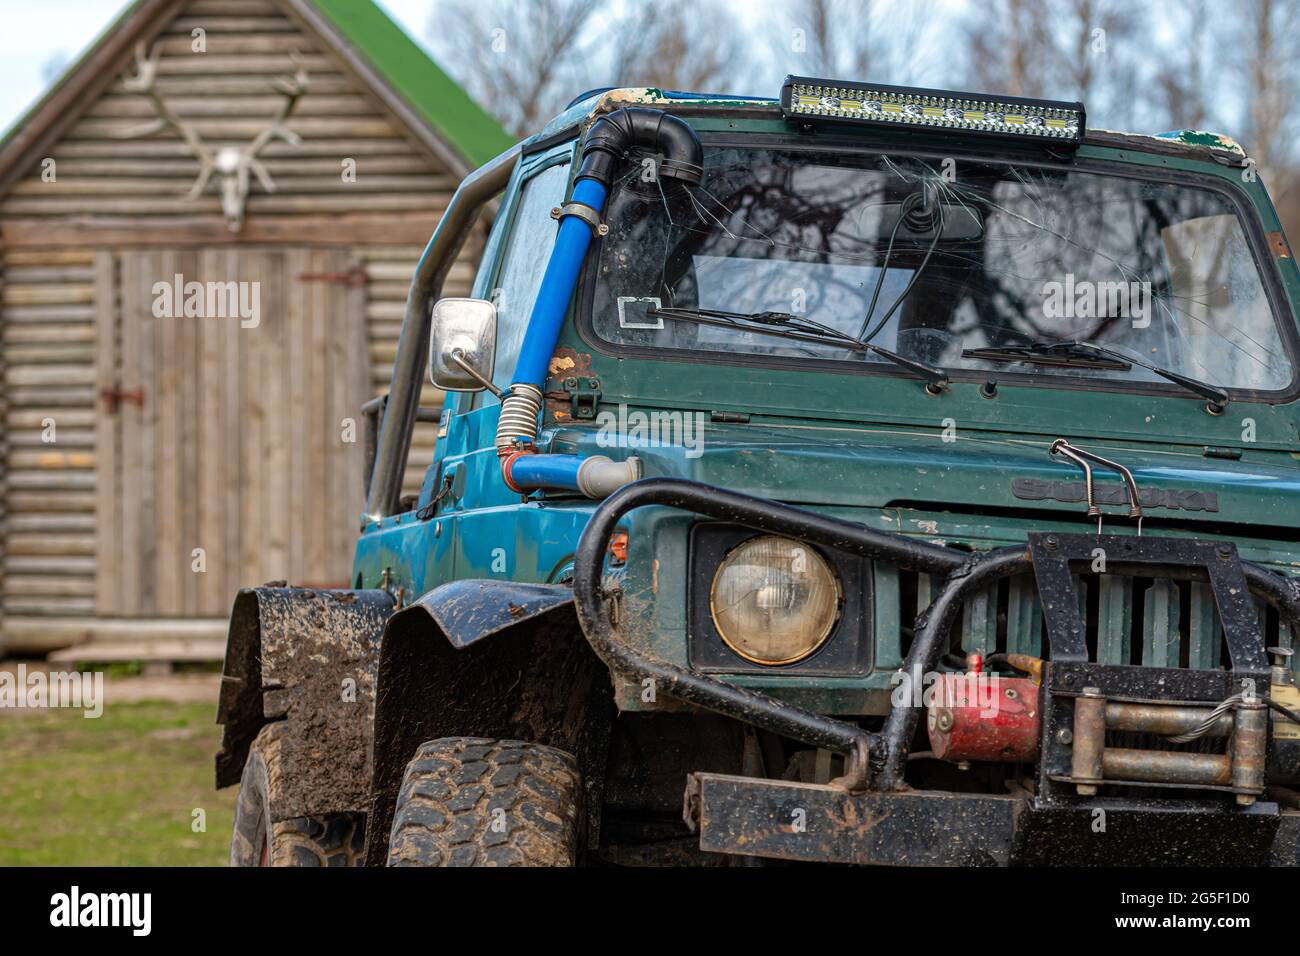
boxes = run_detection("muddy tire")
[386,737,581,867]
[230,721,366,867]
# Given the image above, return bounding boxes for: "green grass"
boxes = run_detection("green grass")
[0,699,236,866]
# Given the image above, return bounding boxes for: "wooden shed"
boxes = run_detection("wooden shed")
[0,0,512,656]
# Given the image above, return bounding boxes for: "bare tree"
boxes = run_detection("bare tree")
[962,0,1141,127]
[1153,0,1214,133]
[1242,0,1299,174]
[610,0,746,94]
[427,0,606,138]
[767,0,934,86]
[965,0,1054,98]
[1049,0,1143,126]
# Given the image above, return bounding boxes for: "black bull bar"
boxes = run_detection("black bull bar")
[572,478,1300,863]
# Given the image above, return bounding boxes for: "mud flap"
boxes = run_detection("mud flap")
[215,586,394,820]
[363,580,615,865]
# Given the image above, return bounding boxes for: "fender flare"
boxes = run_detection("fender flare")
[363,579,615,865]
[215,586,394,820]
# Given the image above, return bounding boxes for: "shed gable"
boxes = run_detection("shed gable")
[1,0,459,246]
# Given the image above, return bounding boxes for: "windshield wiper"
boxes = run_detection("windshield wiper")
[962,340,1229,414]
[650,306,950,393]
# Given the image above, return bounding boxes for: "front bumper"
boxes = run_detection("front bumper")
[572,478,1300,864]
[683,773,1300,866]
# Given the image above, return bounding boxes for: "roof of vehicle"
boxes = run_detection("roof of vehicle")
[532,87,1249,165]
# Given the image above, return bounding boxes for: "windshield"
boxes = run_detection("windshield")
[589,144,1293,394]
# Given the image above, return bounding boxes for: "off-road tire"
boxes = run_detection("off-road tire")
[386,737,581,867]
[230,721,366,867]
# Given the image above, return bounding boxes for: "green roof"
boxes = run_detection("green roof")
[312,0,514,167]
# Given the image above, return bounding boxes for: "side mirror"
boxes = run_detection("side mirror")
[428,297,498,392]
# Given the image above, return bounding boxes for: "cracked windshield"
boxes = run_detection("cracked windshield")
[592,145,1291,393]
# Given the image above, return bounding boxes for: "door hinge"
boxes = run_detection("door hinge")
[100,386,145,414]
[562,376,602,420]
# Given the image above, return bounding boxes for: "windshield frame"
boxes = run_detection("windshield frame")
[575,130,1300,405]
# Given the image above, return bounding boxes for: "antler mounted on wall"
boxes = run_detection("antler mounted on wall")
[118,41,310,232]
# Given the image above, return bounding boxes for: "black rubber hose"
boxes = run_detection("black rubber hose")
[577,107,704,187]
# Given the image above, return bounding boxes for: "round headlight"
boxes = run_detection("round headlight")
[708,535,841,665]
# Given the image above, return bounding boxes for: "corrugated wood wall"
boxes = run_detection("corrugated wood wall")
[0,0,484,648]
[3,251,98,623]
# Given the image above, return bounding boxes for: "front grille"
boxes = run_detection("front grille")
[877,565,1297,673]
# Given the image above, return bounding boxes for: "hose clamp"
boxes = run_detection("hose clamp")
[551,202,609,236]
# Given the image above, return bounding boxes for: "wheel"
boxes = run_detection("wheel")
[230,722,366,867]
[386,737,581,867]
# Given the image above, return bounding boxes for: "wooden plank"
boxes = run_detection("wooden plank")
[3,306,97,323]
[221,246,242,598]
[186,0,283,16]
[3,250,96,267]
[117,253,142,615]
[147,32,324,55]
[5,324,96,345]
[7,387,96,407]
[155,249,181,616]
[7,535,96,556]
[8,471,96,490]
[179,247,201,616]
[67,117,395,140]
[7,556,96,574]
[9,492,96,513]
[6,365,96,386]
[2,193,443,216]
[306,249,329,581]
[47,639,227,663]
[167,16,300,34]
[4,212,443,248]
[6,344,96,365]
[102,74,356,97]
[2,266,96,282]
[239,249,265,586]
[8,175,445,197]
[10,429,95,448]
[6,597,96,616]
[85,93,377,118]
[6,576,96,597]
[5,616,226,655]
[7,450,95,469]
[195,251,220,616]
[8,514,96,533]
[284,248,306,580]
[50,137,423,158]
[2,285,95,305]
[341,253,371,571]
[153,53,336,75]
[44,156,430,177]
[260,247,288,587]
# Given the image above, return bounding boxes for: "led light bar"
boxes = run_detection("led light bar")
[781,76,1085,145]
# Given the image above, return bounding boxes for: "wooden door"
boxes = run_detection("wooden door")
[95,247,370,617]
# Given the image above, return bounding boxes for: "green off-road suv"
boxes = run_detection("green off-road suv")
[218,78,1300,866]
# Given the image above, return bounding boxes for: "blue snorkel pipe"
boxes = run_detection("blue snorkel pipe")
[495,108,703,497]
